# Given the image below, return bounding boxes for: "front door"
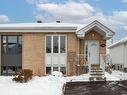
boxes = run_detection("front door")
[85,40,99,64]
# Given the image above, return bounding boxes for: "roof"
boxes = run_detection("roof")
[0,22,77,28]
[76,20,115,39]
[0,23,78,32]
[0,20,115,35]
[109,36,127,48]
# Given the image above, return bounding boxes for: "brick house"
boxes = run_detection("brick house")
[0,20,114,76]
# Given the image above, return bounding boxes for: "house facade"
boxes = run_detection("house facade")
[109,37,127,71]
[0,20,114,76]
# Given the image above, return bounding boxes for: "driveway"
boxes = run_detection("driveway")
[64,81,127,95]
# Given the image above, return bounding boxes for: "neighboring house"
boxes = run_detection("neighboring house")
[0,20,114,76]
[109,37,127,71]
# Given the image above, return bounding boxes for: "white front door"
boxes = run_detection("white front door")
[85,40,99,64]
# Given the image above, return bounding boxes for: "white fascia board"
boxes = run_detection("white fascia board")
[109,41,125,49]
[109,37,127,49]
[77,34,84,38]
[0,27,77,33]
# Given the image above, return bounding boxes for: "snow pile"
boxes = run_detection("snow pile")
[52,71,63,77]
[105,71,127,81]
[65,73,89,82]
[0,75,66,95]
[0,71,127,95]
[65,71,127,82]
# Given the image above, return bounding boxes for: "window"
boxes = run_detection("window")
[2,36,7,54]
[60,36,66,53]
[46,35,66,54]
[60,67,66,74]
[53,36,59,53]
[46,67,51,74]
[85,45,88,61]
[2,36,22,55]
[45,35,67,75]
[8,36,17,43]
[1,35,22,75]
[53,67,58,71]
[46,36,51,53]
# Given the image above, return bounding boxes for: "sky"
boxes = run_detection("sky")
[0,0,127,42]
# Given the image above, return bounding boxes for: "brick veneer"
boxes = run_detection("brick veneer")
[22,33,45,76]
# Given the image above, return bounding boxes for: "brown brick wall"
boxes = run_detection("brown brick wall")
[22,32,78,76]
[22,33,45,76]
[67,33,78,76]
[0,31,106,76]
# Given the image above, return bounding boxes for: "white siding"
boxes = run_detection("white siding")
[110,44,124,65]
[124,43,127,66]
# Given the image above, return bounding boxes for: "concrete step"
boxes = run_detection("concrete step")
[91,67,103,70]
[89,67,105,81]
[90,74,104,76]
[90,70,103,72]
[89,76,106,81]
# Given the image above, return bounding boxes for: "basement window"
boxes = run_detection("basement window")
[46,67,51,74]
[53,67,58,71]
[60,67,66,74]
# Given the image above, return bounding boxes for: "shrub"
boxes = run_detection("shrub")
[13,69,33,83]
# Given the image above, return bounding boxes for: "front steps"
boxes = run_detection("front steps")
[89,67,106,81]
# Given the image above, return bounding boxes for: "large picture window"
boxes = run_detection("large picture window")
[46,35,66,54]
[1,35,22,75]
[45,35,67,75]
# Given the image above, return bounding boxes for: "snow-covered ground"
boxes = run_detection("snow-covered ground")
[65,71,127,82]
[105,71,127,81]
[0,75,66,95]
[0,71,127,95]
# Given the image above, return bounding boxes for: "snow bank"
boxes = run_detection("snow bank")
[0,71,127,95]
[65,71,127,82]
[0,75,66,95]
[65,73,89,82]
[105,71,127,81]
[52,71,63,77]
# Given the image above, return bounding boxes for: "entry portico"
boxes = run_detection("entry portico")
[77,20,114,76]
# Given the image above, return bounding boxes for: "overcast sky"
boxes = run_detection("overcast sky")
[0,0,127,41]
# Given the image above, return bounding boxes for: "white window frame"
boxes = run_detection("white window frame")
[45,34,67,75]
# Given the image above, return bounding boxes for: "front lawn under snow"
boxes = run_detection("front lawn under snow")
[0,71,127,95]
[0,75,65,95]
